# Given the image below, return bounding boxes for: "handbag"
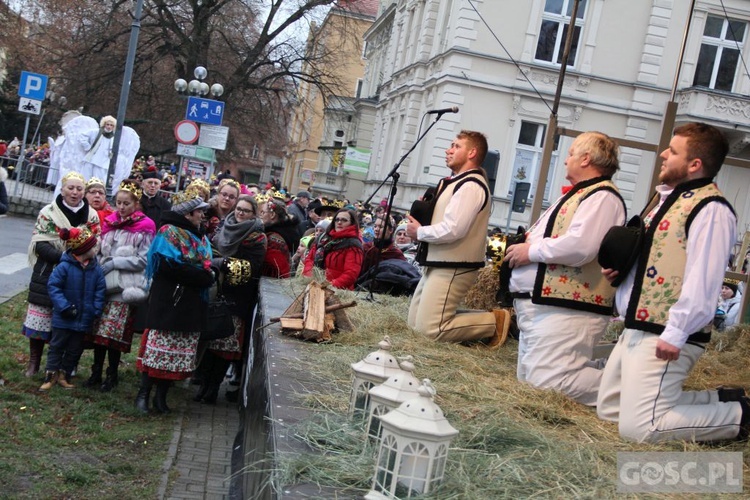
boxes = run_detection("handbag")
[104,269,123,294]
[200,292,235,341]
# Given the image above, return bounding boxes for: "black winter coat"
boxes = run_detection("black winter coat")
[143,211,215,332]
[27,241,63,307]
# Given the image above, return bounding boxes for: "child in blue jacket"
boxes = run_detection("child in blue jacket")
[40,227,106,392]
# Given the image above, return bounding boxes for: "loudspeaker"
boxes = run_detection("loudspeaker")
[512,182,531,213]
[481,149,499,195]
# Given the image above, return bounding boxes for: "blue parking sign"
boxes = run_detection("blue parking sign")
[18,71,48,101]
[185,96,224,126]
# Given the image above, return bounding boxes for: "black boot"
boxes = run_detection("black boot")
[193,381,209,402]
[134,373,153,414]
[84,346,106,388]
[153,380,171,414]
[100,350,121,392]
[202,383,220,404]
[25,338,45,378]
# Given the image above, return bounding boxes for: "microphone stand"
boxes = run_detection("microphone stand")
[362,111,449,301]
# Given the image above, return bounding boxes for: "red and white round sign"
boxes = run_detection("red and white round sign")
[174,120,199,144]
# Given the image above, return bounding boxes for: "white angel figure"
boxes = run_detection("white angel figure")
[52,114,140,196]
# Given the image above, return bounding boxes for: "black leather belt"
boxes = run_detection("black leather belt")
[510,292,531,299]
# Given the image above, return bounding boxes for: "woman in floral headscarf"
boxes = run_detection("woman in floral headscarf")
[85,180,156,392]
[21,172,100,377]
[135,191,215,414]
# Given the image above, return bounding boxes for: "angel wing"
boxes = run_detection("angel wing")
[46,135,64,186]
[111,126,140,191]
[52,115,99,196]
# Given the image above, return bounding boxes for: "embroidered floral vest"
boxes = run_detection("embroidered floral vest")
[624,179,733,334]
[532,177,625,315]
[421,170,490,268]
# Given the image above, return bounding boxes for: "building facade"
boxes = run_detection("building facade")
[348,0,750,244]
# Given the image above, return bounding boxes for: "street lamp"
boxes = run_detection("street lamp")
[174,66,224,99]
[173,66,225,187]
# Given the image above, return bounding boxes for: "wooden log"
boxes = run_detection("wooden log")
[279,318,304,330]
[301,281,327,336]
[269,301,357,322]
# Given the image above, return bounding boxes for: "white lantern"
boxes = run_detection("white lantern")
[366,356,420,441]
[366,380,459,499]
[349,337,401,418]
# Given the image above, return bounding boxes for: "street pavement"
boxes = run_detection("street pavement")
[0,214,34,304]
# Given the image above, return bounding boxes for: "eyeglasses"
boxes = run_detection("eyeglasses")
[220,192,237,200]
[87,190,105,196]
[235,207,254,215]
[334,217,351,223]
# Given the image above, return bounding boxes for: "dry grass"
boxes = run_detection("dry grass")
[273,278,750,498]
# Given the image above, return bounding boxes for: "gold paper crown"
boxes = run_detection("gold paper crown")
[86,177,106,190]
[254,193,270,204]
[331,199,346,209]
[218,178,240,191]
[486,234,510,271]
[724,278,741,286]
[171,190,203,206]
[117,180,143,200]
[58,226,97,254]
[185,179,211,199]
[61,171,86,185]
[270,189,286,200]
[225,258,252,286]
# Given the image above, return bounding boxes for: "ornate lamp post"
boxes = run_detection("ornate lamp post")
[173,66,224,186]
[365,380,459,499]
[174,66,224,99]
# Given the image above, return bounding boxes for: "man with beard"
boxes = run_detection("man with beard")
[597,123,746,443]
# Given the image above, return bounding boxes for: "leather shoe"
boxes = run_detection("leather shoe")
[486,309,510,349]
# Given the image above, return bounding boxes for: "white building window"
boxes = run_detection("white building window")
[693,14,747,92]
[251,144,260,159]
[535,0,588,67]
[510,122,558,201]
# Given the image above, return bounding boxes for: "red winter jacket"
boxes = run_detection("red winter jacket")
[303,224,363,290]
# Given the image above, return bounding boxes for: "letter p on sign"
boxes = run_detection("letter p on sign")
[18,71,48,101]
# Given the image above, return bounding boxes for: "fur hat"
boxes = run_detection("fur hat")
[59,227,97,256]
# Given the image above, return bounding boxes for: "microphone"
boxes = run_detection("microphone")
[426,106,459,115]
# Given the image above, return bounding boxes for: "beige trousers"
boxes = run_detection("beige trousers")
[407,267,495,342]
[597,329,742,442]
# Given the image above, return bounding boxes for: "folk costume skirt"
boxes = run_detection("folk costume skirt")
[207,315,244,361]
[137,329,200,381]
[88,301,135,353]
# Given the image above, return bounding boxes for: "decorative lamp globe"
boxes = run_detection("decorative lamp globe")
[365,380,458,499]
[366,356,420,441]
[349,336,401,418]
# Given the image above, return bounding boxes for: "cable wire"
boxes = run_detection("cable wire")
[466,0,554,114]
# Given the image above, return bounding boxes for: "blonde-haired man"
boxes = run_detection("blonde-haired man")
[504,131,626,405]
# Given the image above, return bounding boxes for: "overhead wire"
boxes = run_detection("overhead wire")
[718,0,750,85]
[466,0,555,115]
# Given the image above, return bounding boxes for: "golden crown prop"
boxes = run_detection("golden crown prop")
[61,171,86,185]
[86,177,106,190]
[486,234,510,271]
[171,190,203,206]
[117,180,143,200]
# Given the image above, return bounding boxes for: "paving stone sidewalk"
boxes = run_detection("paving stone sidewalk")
[160,385,241,500]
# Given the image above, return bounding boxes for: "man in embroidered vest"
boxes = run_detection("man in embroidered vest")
[405,130,508,348]
[597,122,746,443]
[504,131,626,406]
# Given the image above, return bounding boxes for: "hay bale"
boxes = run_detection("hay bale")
[464,264,499,310]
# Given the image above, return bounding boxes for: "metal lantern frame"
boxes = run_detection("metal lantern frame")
[349,337,402,418]
[366,380,459,499]
[366,357,420,441]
